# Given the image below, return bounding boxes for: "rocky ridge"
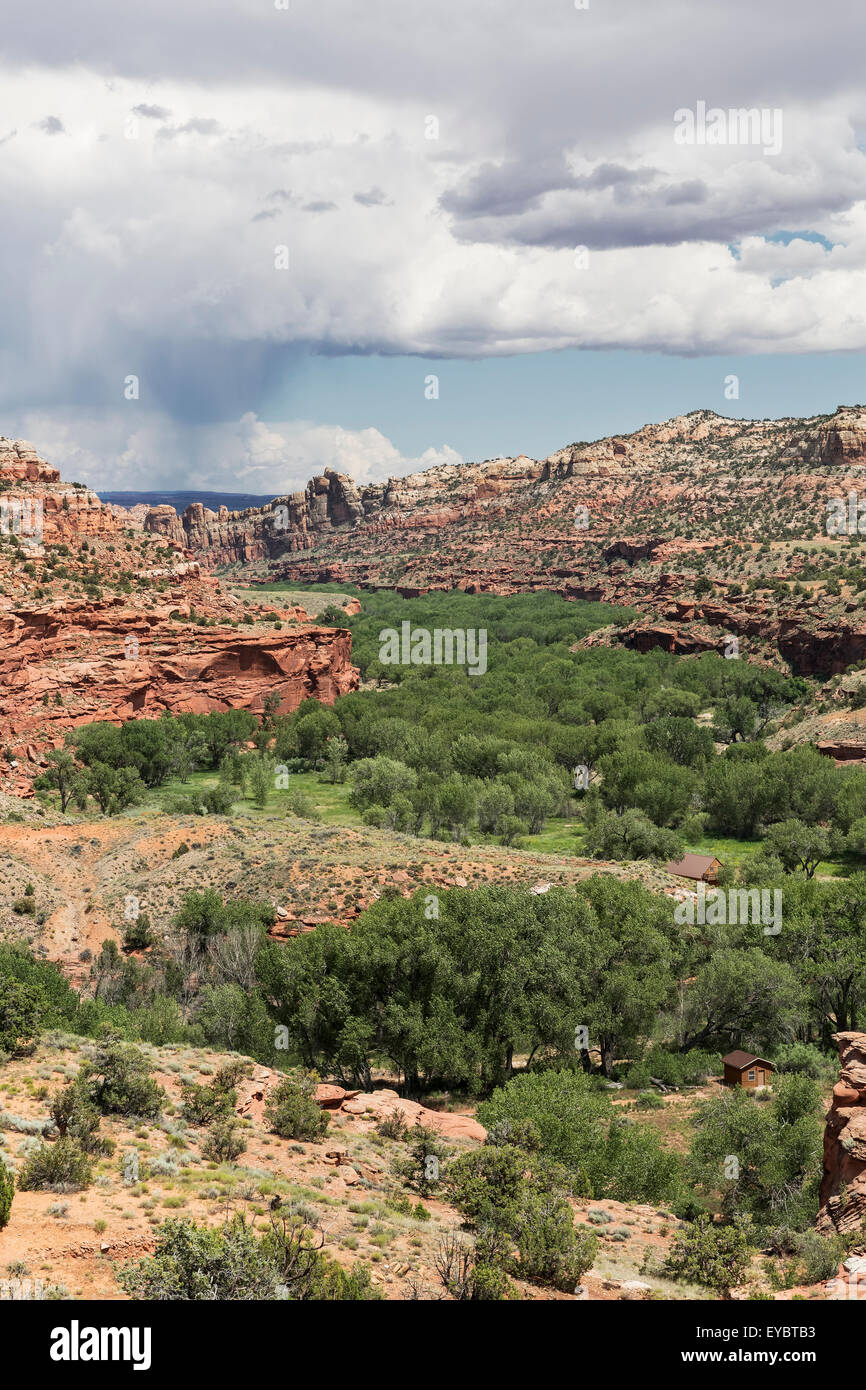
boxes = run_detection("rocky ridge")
[150,407,866,681]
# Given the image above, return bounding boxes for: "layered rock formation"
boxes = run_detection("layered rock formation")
[818,1031,866,1236]
[0,439,360,790]
[145,470,367,565]
[591,606,866,676]
[0,602,356,737]
[150,406,866,677]
[0,437,120,543]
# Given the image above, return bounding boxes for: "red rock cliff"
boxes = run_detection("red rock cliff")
[817,1031,866,1236]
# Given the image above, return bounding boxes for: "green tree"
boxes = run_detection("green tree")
[680,950,804,1053]
[761,819,829,877]
[644,717,715,769]
[0,976,42,1055]
[348,756,417,811]
[323,734,349,784]
[294,708,341,766]
[38,748,80,812]
[687,1075,823,1227]
[713,696,758,743]
[79,1037,166,1118]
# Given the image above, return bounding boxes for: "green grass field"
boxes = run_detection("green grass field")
[139,774,844,878]
[142,769,358,824]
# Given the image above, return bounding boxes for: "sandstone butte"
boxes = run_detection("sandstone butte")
[144,405,866,687]
[0,437,358,795]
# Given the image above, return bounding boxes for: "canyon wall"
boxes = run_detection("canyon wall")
[818,1031,866,1238]
[144,406,866,681]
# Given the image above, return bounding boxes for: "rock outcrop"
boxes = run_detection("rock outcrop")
[0,439,360,784]
[0,437,120,543]
[145,469,367,565]
[235,1070,485,1142]
[0,604,357,743]
[817,1031,866,1236]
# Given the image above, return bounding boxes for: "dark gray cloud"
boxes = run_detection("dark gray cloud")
[132,102,171,119]
[354,187,390,206]
[157,116,222,139]
[440,159,660,221]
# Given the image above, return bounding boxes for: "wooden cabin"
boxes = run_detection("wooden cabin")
[665,853,722,883]
[722,1051,774,1089]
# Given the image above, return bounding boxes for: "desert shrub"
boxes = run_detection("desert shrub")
[765,1226,845,1285]
[179,1059,249,1126]
[213,1059,253,1092]
[136,996,187,1047]
[635,1089,665,1109]
[795,1230,844,1284]
[514,1185,598,1290]
[484,1117,542,1152]
[122,912,155,951]
[261,1211,382,1300]
[180,1080,235,1126]
[445,1145,597,1292]
[17,1138,93,1193]
[164,791,205,815]
[203,785,234,816]
[434,1230,515,1301]
[120,1213,381,1301]
[264,1071,328,1142]
[202,1117,246,1163]
[119,1215,280,1300]
[376,1111,409,1141]
[0,1154,13,1228]
[49,1078,109,1155]
[446,1145,527,1225]
[0,1113,53,1135]
[772,1043,835,1080]
[285,791,321,821]
[626,1047,721,1089]
[392,1123,449,1196]
[661,1213,754,1296]
[79,1037,166,1119]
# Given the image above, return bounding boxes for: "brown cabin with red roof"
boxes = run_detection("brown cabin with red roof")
[722,1051,774,1089]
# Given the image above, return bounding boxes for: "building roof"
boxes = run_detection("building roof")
[722,1051,774,1071]
[665,853,722,879]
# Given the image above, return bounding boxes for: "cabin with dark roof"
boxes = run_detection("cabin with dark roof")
[666,853,722,883]
[722,1051,774,1089]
